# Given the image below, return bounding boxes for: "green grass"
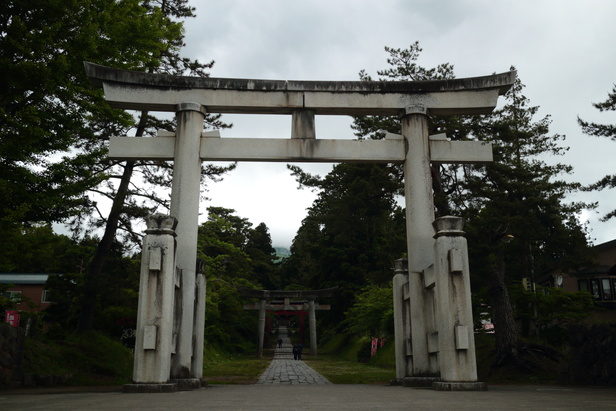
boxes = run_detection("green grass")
[20,330,567,388]
[306,355,395,384]
[201,345,396,385]
[202,352,271,384]
[23,331,134,386]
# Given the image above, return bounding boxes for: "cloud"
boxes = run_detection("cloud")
[182,0,616,247]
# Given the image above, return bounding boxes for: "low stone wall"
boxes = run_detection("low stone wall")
[564,323,616,386]
[0,323,26,389]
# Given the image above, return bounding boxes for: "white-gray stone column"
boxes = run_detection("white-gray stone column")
[257,298,267,358]
[170,102,206,383]
[401,106,439,381]
[309,299,317,357]
[192,268,206,379]
[131,214,177,385]
[432,217,486,391]
[393,258,410,380]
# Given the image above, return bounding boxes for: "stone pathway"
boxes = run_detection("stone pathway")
[257,326,331,385]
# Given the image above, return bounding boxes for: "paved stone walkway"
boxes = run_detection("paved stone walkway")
[257,326,331,385]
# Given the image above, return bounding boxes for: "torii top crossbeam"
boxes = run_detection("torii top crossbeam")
[237,287,338,300]
[84,62,514,116]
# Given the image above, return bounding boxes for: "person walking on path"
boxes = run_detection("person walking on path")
[296,343,303,360]
[277,338,283,348]
[292,344,299,360]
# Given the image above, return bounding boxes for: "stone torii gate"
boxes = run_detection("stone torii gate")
[84,62,514,392]
[239,287,335,358]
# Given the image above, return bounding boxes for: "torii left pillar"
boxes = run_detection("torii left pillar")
[123,214,178,393]
[308,299,317,357]
[170,102,206,389]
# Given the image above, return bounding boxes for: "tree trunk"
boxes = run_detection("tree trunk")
[76,112,148,333]
[488,247,519,366]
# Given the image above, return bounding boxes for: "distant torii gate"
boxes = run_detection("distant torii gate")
[239,288,336,358]
[84,62,514,392]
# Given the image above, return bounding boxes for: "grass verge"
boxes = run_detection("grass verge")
[23,331,133,386]
[202,352,271,384]
[305,355,395,384]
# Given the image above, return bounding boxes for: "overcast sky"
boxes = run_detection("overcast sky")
[178,0,616,248]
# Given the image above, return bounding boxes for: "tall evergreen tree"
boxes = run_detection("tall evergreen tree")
[245,222,278,289]
[284,43,461,328]
[578,84,616,221]
[458,74,591,366]
[198,207,277,286]
[75,1,235,332]
[196,207,274,351]
[198,206,254,280]
[351,42,471,214]
[285,162,406,327]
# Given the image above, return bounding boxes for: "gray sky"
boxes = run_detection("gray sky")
[179,0,615,248]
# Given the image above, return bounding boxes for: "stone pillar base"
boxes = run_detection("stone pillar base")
[432,381,488,391]
[403,377,440,387]
[122,383,178,393]
[171,378,201,390]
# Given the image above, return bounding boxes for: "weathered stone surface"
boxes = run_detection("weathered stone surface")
[122,383,178,393]
[170,106,204,381]
[402,376,440,387]
[132,213,178,384]
[433,381,488,391]
[84,62,515,116]
[171,378,201,391]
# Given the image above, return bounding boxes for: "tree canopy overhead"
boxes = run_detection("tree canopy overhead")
[1,0,236,332]
[0,0,182,226]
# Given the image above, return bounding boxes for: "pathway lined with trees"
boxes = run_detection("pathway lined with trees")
[257,327,331,385]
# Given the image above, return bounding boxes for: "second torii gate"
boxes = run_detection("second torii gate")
[239,288,335,358]
[85,62,514,391]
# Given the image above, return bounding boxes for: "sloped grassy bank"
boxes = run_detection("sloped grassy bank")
[20,331,133,387]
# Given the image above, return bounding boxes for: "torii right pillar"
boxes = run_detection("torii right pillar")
[401,107,439,384]
[399,106,485,390]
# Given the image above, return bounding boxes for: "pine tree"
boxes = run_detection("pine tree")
[285,43,464,328]
[351,42,471,214]
[72,0,234,332]
[285,162,406,327]
[245,223,278,289]
[459,74,591,366]
[578,84,616,220]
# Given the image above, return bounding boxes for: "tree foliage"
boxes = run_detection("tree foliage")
[351,42,471,214]
[343,285,394,338]
[197,207,278,351]
[0,0,179,227]
[458,73,592,365]
[72,0,236,333]
[511,286,594,345]
[578,84,616,220]
[283,162,406,328]
[462,75,592,276]
[0,226,139,338]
